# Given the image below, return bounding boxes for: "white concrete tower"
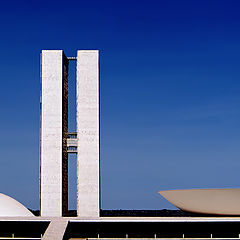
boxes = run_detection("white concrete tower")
[77,50,100,217]
[40,50,68,217]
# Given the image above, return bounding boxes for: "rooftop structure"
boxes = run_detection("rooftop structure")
[0,193,33,217]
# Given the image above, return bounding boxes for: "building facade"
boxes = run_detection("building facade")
[40,50,100,217]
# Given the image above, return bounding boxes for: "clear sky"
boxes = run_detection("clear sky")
[0,0,240,210]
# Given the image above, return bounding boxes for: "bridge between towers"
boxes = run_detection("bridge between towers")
[67,132,77,154]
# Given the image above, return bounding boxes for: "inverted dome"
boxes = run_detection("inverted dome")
[159,188,240,215]
[0,193,34,217]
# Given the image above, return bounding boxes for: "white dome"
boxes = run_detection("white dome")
[0,193,34,217]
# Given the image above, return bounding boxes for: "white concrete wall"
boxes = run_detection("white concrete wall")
[41,50,64,217]
[76,50,100,217]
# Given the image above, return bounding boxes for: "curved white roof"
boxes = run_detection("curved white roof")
[0,193,34,217]
[159,188,240,215]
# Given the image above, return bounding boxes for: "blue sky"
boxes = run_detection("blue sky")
[0,0,240,210]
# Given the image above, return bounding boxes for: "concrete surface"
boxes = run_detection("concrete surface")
[42,218,68,240]
[0,193,33,217]
[159,188,240,215]
[2,216,240,222]
[41,50,68,217]
[76,50,100,218]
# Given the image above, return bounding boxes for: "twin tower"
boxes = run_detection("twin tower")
[40,50,100,217]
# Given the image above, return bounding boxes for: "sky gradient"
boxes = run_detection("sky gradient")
[0,0,240,210]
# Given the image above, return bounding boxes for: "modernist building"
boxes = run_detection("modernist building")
[41,50,100,217]
[0,50,239,240]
